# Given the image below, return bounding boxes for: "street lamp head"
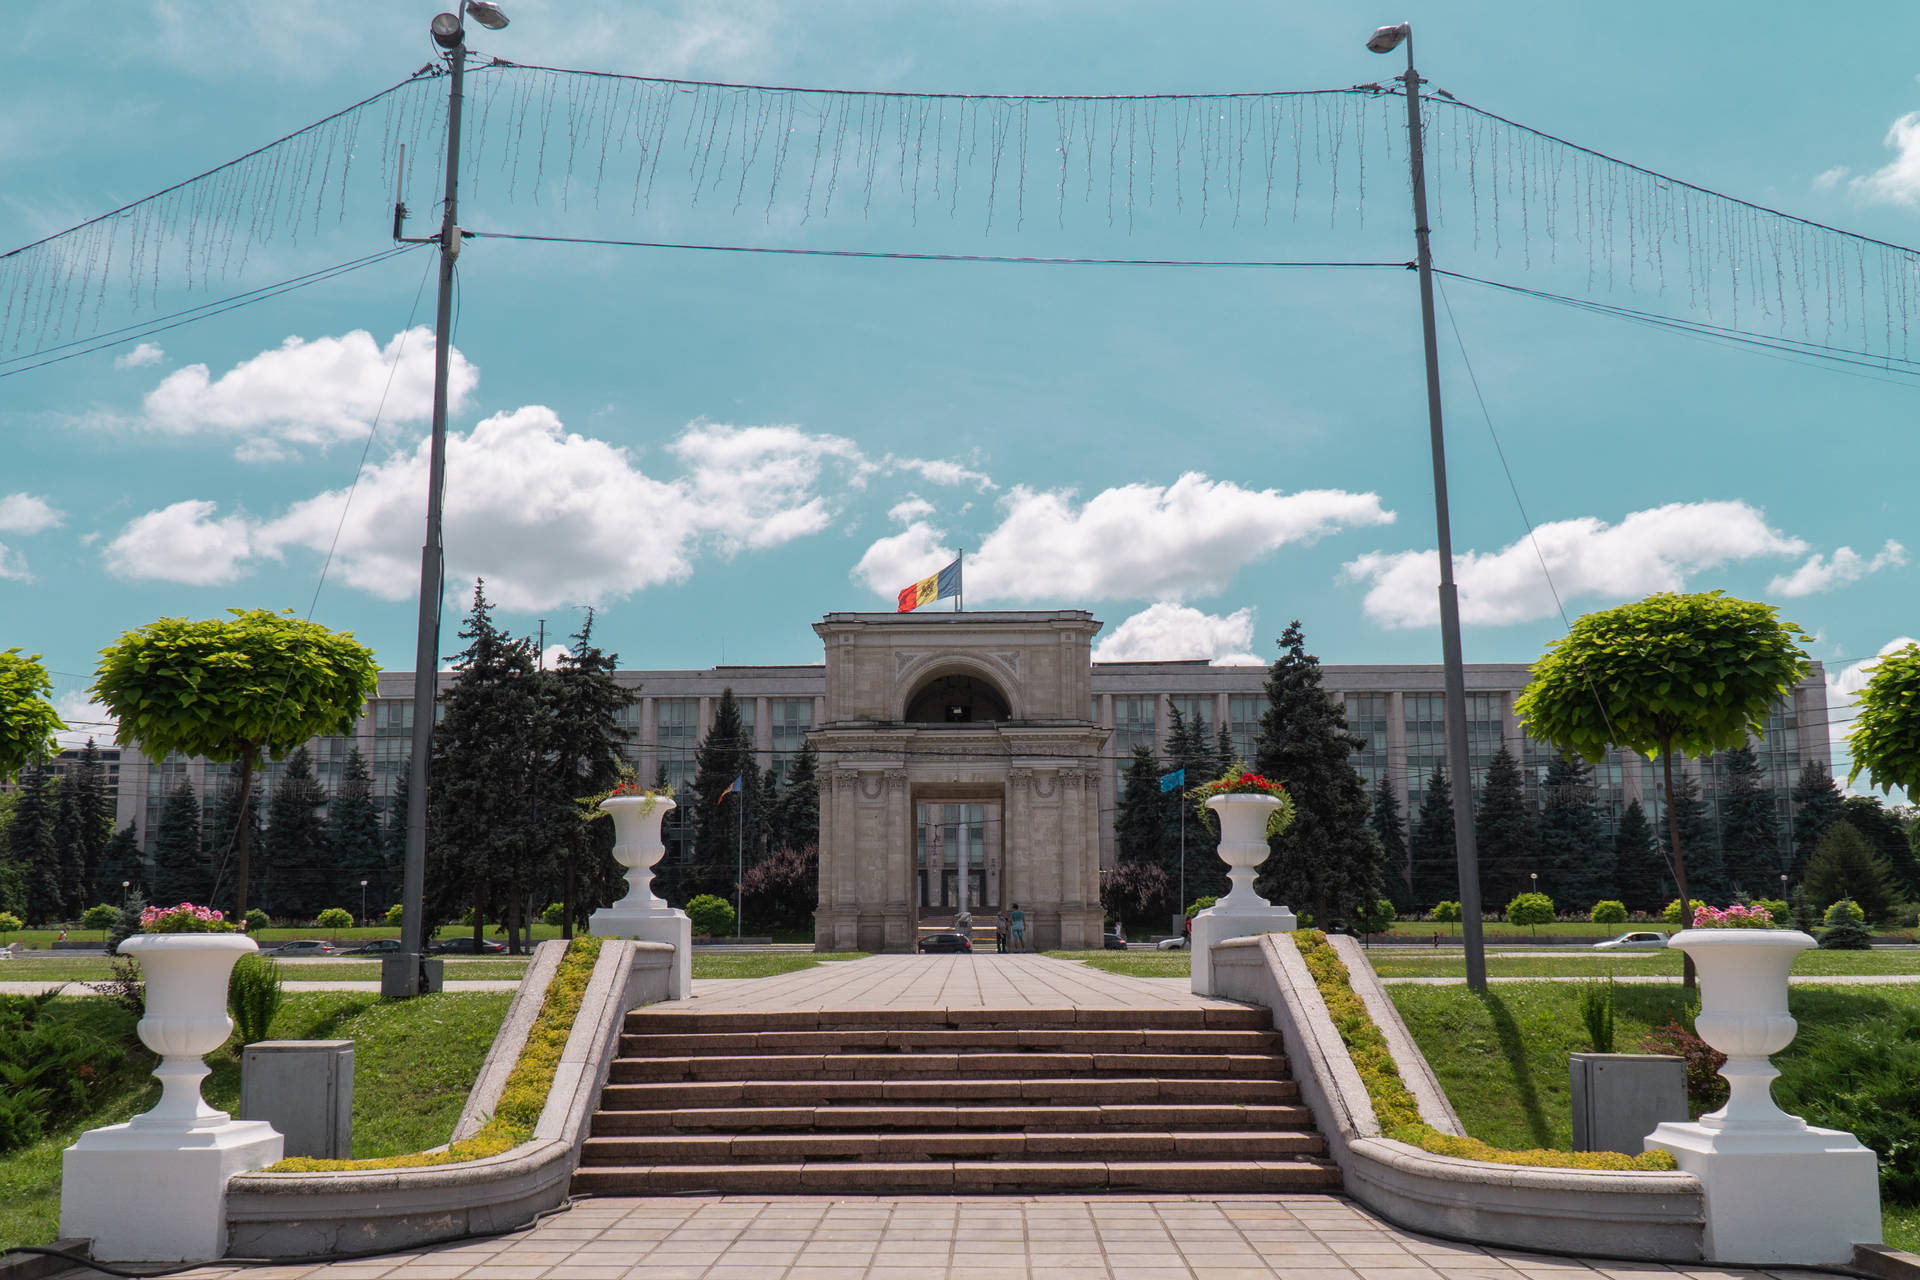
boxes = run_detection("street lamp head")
[430,11,463,47]
[1366,22,1410,54]
[465,1,510,30]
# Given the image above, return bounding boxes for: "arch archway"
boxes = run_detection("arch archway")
[904,670,1013,723]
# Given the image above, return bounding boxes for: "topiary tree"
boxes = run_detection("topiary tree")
[314,907,353,929]
[80,903,119,935]
[1516,591,1811,988]
[1664,898,1707,926]
[686,893,735,938]
[1505,891,1556,934]
[1849,643,1920,799]
[92,610,379,921]
[0,911,20,938]
[245,907,270,935]
[1591,899,1628,925]
[1354,897,1397,937]
[0,650,63,784]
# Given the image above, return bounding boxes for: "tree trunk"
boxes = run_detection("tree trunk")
[472,884,484,952]
[1662,751,1696,992]
[562,844,575,941]
[234,743,257,921]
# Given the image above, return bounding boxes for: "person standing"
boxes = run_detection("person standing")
[1009,903,1025,952]
[996,910,1009,954]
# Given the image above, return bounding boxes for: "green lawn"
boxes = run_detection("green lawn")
[690,952,865,979]
[1046,950,1192,978]
[1386,978,1920,1254]
[1372,949,1920,979]
[0,956,530,984]
[0,990,508,1254]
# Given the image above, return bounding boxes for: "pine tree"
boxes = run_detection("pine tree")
[327,749,385,918]
[1790,760,1844,882]
[1370,777,1412,909]
[1115,744,1172,890]
[1409,766,1457,908]
[52,743,111,917]
[1663,771,1725,901]
[1838,795,1920,902]
[1802,821,1896,923]
[1251,621,1384,926]
[1164,704,1223,899]
[1611,800,1667,913]
[542,611,639,928]
[9,764,60,924]
[97,822,142,903]
[1536,754,1610,908]
[688,688,758,903]
[771,741,820,853]
[1718,745,1784,897]
[263,746,330,918]
[151,778,206,905]
[205,772,263,916]
[1474,746,1537,906]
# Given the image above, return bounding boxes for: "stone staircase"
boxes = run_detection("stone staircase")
[572,1006,1339,1194]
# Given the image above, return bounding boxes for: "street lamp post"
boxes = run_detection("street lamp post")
[121,881,130,907]
[1368,21,1487,991]
[389,1,509,1000]
[360,879,369,927]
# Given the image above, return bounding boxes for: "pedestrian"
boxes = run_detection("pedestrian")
[996,910,1008,954]
[1009,903,1025,952]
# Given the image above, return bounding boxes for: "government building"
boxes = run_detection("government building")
[111,610,1832,952]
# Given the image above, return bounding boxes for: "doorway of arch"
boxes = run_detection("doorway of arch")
[915,801,1001,926]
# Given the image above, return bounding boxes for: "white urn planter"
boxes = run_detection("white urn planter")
[1646,927,1881,1264]
[1190,792,1296,997]
[61,932,284,1262]
[589,793,692,999]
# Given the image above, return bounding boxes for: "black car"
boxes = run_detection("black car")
[1102,931,1128,951]
[917,932,972,954]
[430,936,507,954]
[342,938,402,956]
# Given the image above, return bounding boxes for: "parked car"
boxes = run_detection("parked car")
[1594,931,1668,950]
[917,932,972,954]
[341,938,402,956]
[1155,934,1189,951]
[260,939,340,957]
[430,935,508,954]
[1102,930,1128,951]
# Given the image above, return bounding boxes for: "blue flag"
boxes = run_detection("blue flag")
[1158,767,1185,793]
[719,774,743,803]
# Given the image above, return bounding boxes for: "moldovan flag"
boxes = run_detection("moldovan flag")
[896,558,962,612]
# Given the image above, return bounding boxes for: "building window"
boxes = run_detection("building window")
[1167,695,1214,746]
[770,699,812,780]
[1346,694,1389,787]
[1228,695,1262,762]
[657,699,698,789]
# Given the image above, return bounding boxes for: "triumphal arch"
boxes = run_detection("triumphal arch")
[812,610,1109,952]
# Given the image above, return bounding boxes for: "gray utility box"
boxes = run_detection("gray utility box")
[240,1040,354,1159]
[380,952,445,999]
[1569,1052,1688,1154]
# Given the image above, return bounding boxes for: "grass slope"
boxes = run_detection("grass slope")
[1373,950,1920,979]
[1045,950,1192,978]
[690,953,865,979]
[0,990,507,1253]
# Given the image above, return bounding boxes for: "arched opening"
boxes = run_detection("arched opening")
[904,672,1012,723]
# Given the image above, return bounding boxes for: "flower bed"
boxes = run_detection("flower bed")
[139,902,235,934]
[271,935,601,1172]
[1291,929,1676,1173]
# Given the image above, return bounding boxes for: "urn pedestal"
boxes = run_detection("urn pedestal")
[1645,929,1880,1264]
[588,794,692,999]
[60,934,284,1262]
[1190,793,1296,996]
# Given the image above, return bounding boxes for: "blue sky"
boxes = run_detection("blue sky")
[2,1,1915,787]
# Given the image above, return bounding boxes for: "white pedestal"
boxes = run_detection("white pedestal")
[1190,903,1296,995]
[589,906,692,1000]
[61,1118,283,1262]
[1646,1120,1881,1264]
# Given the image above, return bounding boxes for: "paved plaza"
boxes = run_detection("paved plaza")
[681,954,1229,1015]
[152,1194,1825,1280]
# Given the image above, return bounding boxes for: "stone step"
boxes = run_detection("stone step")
[595,1076,1300,1111]
[580,1129,1327,1164]
[607,1051,1288,1083]
[619,1028,1282,1056]
[589,1102,1318,1134]
[623,1007,1271,1034]
[570,1158,1341,1196]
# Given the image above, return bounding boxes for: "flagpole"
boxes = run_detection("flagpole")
[1178,784,1186,928]
[956,548,963,613]
[735,780,744,940]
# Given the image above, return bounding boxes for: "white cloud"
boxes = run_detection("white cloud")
[1848,112,1920,207]
[1342,500,1808,629]
[1812,165,1850,193]
[1092,603,1262,665]
[540,642,571,670]
[853,520,953,597]
[1767,539,1907,598]
[102,499,258,585]
[958,474,1392,604]
[888,456,995,491]
[106,410,884,610]
[0,493,63,534]
[887,497,936,525]
[114,341,164,369]
[0,543,29,581]
[140,328,473,460]
[53,692,117,751]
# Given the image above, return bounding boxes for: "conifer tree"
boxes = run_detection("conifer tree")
[542,611,639,929]
[1370,777,1412,909]
[1802,821,1896,922]
[1115,744,1171,885]
[151,778,205,905]
[771,742,820,853]
[206,771,264,915]
[1409,766,1457,909]
[1252,621,1384,926]
[9,764,60,924]
[1474,746,1537,905]
[1164,704,1223,898]
[1838,794,1920,901]
[264,746,330,918]
[1717,745,1784,896]
[1611,800,1666,912]
[382,765,410,905]
[327,749,386,913]
[1790,759,1844,882]
[97,821,142,903]
[53,742,111,917]
[688,689,759,903]
[1662,771,1725,901]
[1536,754,1610,907]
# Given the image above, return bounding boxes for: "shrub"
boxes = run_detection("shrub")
[81,904,120,932]
[313,907,354,929]
[228,954,284,1047]
[1824,897,1866,928]
[1663,898,1707,926]
[1578,978,1616,1054]
[0,992,120,1154]
[1590,900,1628,925]
[1185,896,1217,919]
[88,955,144,1015]
[541,902,566,927]
[1354,898,1397,935]
[1642,1015,1728,1109]
[686,894,735,938]
[1753,898,1789,922]
[385,903,404,926]
[0,911,20,936]
[245,907,270,934]
[743,845,821,932]
[1505,892,1556,930]
[1431,900,1462,923]
[1818,917,1874,950]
